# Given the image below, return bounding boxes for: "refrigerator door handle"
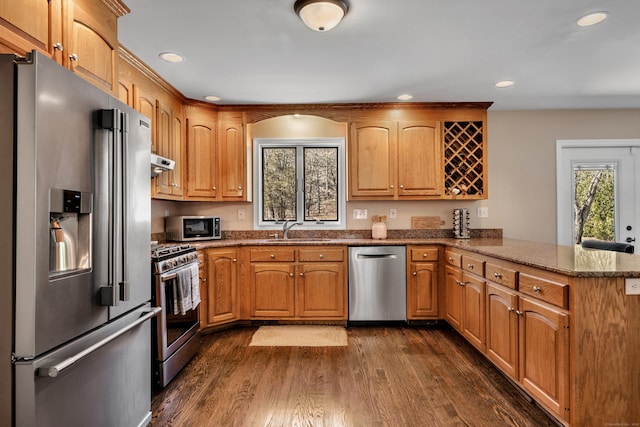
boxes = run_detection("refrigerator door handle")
[36,307,162,378]
[119,111,130,302]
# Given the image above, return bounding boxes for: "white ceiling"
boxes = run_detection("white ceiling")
[118,0,640,110]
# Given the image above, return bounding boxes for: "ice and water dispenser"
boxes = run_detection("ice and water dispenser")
[49,189,92,275]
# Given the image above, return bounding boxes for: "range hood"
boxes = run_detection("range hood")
[150,153,175,177]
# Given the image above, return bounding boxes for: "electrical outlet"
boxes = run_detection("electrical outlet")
[390,209,397,219]
[625,278,640,295]
[237,208,245,220]
[353,209,368,220]
[477,207,489,218]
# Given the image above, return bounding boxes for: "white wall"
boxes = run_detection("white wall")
[151,109,640,243]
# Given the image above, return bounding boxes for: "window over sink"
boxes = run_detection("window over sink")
[253,138,346,230]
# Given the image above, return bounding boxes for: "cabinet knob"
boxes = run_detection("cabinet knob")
[289,273,293,277]
[299,273,304,277]
[507,307,514,312]
[201,278,207,282]
[319,254,324,258]
[515,310,523,316]
[448,256,454,261]
[238,186,243,190]
[232,259,237,262]
[412,272,417,276]
[171,182,177,187]
[467,263,474,269]
[270,254,275,259]
[69,53,78,62]
[456,279,465,287]
[423,253,427,257]
[212,186,217,191]
[390,185,394,189]
[532,286,541,293]
[493,272,502,279]
[399,185,404,189]
[53,42,64,51]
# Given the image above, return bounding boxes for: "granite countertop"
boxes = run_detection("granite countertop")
[189,234,640,278]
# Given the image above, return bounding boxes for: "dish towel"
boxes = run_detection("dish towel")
[175,267,193,315]
[189,262,201,309]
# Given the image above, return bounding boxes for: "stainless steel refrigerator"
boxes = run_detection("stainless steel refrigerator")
[0,51,159,426]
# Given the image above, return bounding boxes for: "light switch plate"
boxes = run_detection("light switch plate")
[237,208,245,220]
[390,209,397,219]
[477,207,489,218]
[625,278,640,295]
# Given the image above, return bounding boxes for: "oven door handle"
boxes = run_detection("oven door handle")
[37,307,162,378]
[159,262,197,282]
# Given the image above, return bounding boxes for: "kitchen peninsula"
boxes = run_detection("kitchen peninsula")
[193,235,640,427]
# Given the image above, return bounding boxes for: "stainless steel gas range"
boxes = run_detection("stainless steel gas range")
[151,243,201,387]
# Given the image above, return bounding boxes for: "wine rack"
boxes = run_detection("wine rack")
[443,121,485,198]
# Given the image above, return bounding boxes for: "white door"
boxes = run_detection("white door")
[556,140,640,247]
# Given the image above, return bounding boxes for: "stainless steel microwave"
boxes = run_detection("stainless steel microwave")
[165,216,221,241]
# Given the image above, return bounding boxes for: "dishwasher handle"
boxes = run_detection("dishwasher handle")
[356,253,398,259]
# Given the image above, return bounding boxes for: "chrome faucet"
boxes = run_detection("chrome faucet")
[282,220,302,239]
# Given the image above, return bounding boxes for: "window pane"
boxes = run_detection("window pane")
[262,148,297,221]
[304,147,338,221]
[574,166,615,244]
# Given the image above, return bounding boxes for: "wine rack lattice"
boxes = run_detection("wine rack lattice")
[443,121,484,198]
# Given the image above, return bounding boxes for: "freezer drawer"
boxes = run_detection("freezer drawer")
[14,305,158,427]
[348,246,407,321]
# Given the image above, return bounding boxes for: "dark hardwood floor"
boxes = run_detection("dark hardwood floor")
[151,326,557,426]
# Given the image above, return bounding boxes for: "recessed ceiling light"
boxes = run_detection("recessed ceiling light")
[204,95,221,102]
[576,11,608,27]
[159,52,184,63]
[397,94,413,101]
[495,80,514,88]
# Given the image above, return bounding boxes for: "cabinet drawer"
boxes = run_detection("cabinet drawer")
[519,273,569,309]
[485,262,518,289]
[250,248,295,262]
[410,247,439,262]
[444,250,462,268]
[298,248,344,262]
[462,254,485,276]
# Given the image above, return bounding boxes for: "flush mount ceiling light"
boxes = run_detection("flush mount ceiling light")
[294,0,349,32]
[397,94,413,101]
[576,11,608,27]
[204,95,221,102]
[495,80,515,88]
[159,52,184,63]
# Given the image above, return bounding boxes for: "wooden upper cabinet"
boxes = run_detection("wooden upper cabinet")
[186,106,217,199]
[218,119,246,201]
[349,121,397,198]
[398,121,442,197]
[349,120,444,200]
[66,0,120,94]
[155,97,185,198]
[0,0,64,63]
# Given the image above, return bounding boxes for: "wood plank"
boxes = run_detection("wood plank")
[411,216,445,229]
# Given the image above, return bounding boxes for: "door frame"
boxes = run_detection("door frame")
[556,139,640,246]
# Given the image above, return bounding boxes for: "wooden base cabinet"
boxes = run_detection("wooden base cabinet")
[444,264,464,331]
[461,272,485,352]
[407,246,439,318]
[486,283,519,379]
[249,247,347,320]
[204,249,239,326]
[518,296,570,422]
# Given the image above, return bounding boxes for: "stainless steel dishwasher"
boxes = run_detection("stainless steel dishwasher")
[348,246,406,321]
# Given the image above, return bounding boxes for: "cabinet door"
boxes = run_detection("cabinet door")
[205,249,238,325]
[444,265,463,331]
[250,263,295,318]
[486,283,519,379]
[66,0,118,94]
[349,121,396,198]
[0,0,64,63]
[134,87,157,154]
[407,262,438,318]
[518,297,570,421]
[398,122,442,197]
[218,120,245,200]
[462,272,486,352]
[296,263,345,318]
[155,98,184,198]
[186,117,217,199]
